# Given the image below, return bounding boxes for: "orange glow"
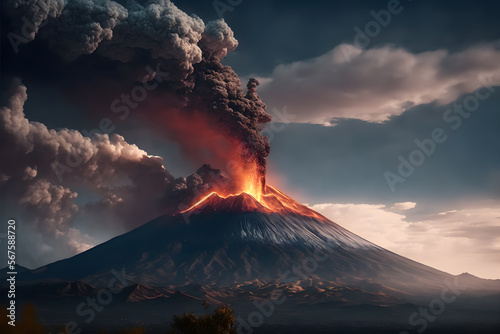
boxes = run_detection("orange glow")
[138,97,318,219]
[239,162,264,201]
[139,101,270,203]
[180,182,327,220]
[141,104,242,170]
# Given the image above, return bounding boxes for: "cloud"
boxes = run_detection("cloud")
[4,0,272,188]
[0,79,169,260]
[1,0,274,267]
[309,201,500,279]
[0,80,230,267]
[265,93,500,203]
[4,0,237,78]
[257,42,500,123]
[390,202,416,211]
[199,19,238,60]
[19,179,79,231]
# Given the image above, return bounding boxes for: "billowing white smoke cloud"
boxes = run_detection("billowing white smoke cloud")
[1,0,264,269]
[0,80,166,257]
[0,80,228,267]
[257,42,500,123]
[199,19,238,60]
[19,179,79,231]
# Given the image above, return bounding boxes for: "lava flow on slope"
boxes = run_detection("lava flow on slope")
[180,183,326,219]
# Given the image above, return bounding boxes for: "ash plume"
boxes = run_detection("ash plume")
[3,0,271,184]
[0,80,229,238]
[184,61,271,188]
[1,0,272,265]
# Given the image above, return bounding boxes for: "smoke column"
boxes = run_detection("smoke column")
[3,0,273,194]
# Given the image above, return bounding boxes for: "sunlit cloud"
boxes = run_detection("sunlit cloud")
[258,42,500,123]
[309,201,500,279]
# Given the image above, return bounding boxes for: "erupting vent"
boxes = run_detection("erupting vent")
[180,184,326,219]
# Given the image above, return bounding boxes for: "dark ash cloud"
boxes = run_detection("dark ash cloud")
[0,79,230,266]
[1,0,273,268]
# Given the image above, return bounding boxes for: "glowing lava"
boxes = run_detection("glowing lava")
[239,162,265,201]
[178,156,324,218]
[179,183,326,220]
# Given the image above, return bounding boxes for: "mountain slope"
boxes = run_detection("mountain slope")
[20,192,467,295]
[13,189,500,330]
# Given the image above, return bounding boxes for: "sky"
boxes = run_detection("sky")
[1,0,499,278]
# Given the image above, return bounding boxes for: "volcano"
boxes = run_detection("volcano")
[12,185,500,331]
[19,185,420,287]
